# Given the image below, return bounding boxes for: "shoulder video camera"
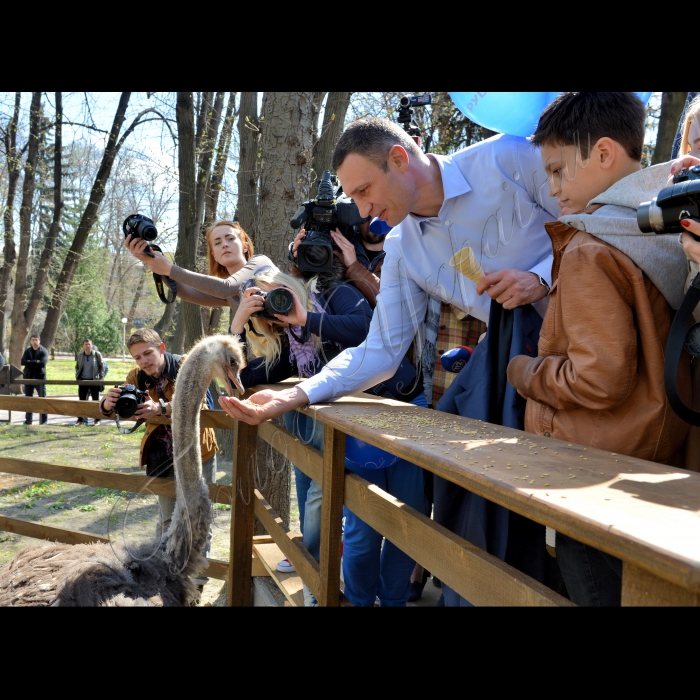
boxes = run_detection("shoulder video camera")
[289,170,368,272]
[637,165,700,236]
[114,385,148,419]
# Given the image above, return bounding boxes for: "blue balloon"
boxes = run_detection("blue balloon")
[450,92,653,138]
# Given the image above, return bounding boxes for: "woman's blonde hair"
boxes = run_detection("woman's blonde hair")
[245,270,321,372]
[206,221,254,279]
[678,95,700,158]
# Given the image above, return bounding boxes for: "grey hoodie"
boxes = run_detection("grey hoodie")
[558,162,688,309]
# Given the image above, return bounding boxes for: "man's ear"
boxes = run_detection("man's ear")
[159,342,166,353]
[388,145,409,173]
[594,137,617,170]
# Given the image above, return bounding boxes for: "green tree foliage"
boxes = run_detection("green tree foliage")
[60,240,121,355]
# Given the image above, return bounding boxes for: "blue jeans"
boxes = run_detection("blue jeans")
[555,533,622,606]
[342,393,429,607]
[284,410,324,562]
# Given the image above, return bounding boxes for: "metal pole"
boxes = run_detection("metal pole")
[121,318,127,361]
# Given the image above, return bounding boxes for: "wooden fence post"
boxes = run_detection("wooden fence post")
[318,425,346,606]
[228,420,257,606]
[621,563,700,606]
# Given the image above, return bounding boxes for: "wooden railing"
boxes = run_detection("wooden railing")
[1,391,699,606]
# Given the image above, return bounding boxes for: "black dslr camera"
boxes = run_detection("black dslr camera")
[637,165,700,237]
[114,385,148,419]
[123,214,158,243]
[251,288,294,321]
[289,170,368,272]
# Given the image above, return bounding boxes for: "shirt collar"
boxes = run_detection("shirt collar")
[409,153,472,224]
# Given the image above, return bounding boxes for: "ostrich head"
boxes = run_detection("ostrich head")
[188,333,246,395]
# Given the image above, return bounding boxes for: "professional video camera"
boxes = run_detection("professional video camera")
[113,385,148,419]
[637,165,700,236]
[289,170,368,272]
[123,214,158,243]
[250,288,294,321]
[396,94,432,138]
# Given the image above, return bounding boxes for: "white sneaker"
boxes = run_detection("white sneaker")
[276,558,296,573]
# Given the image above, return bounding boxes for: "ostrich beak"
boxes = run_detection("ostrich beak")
[225,365,245,395]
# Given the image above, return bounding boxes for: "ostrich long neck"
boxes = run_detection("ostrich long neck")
[170,349,210,514]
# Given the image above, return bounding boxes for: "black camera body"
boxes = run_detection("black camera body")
[114,384,148,419]
[637,165,700,235]
[123,214,158,242]
[250,288,294,321]
[289,170,368,272]
[397,94,432,138]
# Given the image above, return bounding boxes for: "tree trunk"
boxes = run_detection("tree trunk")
[174,92,204,351]
[205,92,237,226]
[253,91,316,530]
[312,91,351,178]
[40,92,132,352]
[652,92,689,165]
[126,268,148,326]
[25,93,64,329]
[0,93,22,356]
[9,92,42,366]
[236,92,260,242]
[155,298,178,345]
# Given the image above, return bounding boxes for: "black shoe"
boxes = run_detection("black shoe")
[75,419,84,426]
[24,421,32,426]
[432,576,442,588]
[408,580,427,602]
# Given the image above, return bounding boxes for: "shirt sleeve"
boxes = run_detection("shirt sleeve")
[529,255,554,287]
[305,283,373,347]
[298,245,428,403]
[167,255,275,305]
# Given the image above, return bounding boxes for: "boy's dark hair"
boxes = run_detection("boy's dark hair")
[30,335,39,340]
[531,92,646,162]
[332,117,422,172]
[126,328,162,350]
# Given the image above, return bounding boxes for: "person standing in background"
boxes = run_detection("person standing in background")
[21,335,48,426]
[75,339,105,426]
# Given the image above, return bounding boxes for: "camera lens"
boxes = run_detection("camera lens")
[137,222,158,241]
[116,396,138,418]
[304,244,331,269]
[637,200,666,233]
[267,288,294,315]
[400,96,411,108]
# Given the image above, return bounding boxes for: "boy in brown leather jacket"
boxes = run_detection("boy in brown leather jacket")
[507,92,690,606]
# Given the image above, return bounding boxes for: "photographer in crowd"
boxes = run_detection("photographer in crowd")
[74,339,106,426]
[21,335,49,426]
[99,329,218,538]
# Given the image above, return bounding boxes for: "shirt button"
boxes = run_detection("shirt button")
[438,349,444,354]
[445,220,451,226]
[544,431,551,437]
[439,325,447,330]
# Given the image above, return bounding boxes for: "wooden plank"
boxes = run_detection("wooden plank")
[253,542,304,606]
[257,420,323,482]
[342,472,573,606]
[17,380,108,386]
[228,420,257,606]
[0,457,235,505]
[318,426,345,607]
[0,396,105,418]
[305,400,700,594]
[253,489,321,600]
[0,515,267,581]
[622,562,700,606]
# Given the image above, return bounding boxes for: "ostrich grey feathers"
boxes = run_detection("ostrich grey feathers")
[0,334,245,607]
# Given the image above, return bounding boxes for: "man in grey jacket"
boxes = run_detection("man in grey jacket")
[75,339,105,426]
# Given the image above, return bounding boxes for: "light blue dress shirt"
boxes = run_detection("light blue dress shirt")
[299,134,560,405]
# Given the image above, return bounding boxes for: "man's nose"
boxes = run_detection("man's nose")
[357,200,372,218]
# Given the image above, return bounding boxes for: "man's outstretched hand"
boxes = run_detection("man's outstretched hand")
[476,269,547,309]
[218,386,310,425]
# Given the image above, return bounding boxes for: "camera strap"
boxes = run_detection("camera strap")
[149,244,177,304]
[114,414,146,435]
[665,272,700,426]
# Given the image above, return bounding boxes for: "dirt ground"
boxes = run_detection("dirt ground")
[0,418,301,606]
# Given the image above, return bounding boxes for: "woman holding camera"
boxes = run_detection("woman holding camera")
[126,220,275,326]
[225,263,429,607]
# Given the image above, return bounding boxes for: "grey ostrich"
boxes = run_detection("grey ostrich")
[0,334,245,606]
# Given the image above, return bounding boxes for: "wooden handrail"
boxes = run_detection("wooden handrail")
[2,391,699,605]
